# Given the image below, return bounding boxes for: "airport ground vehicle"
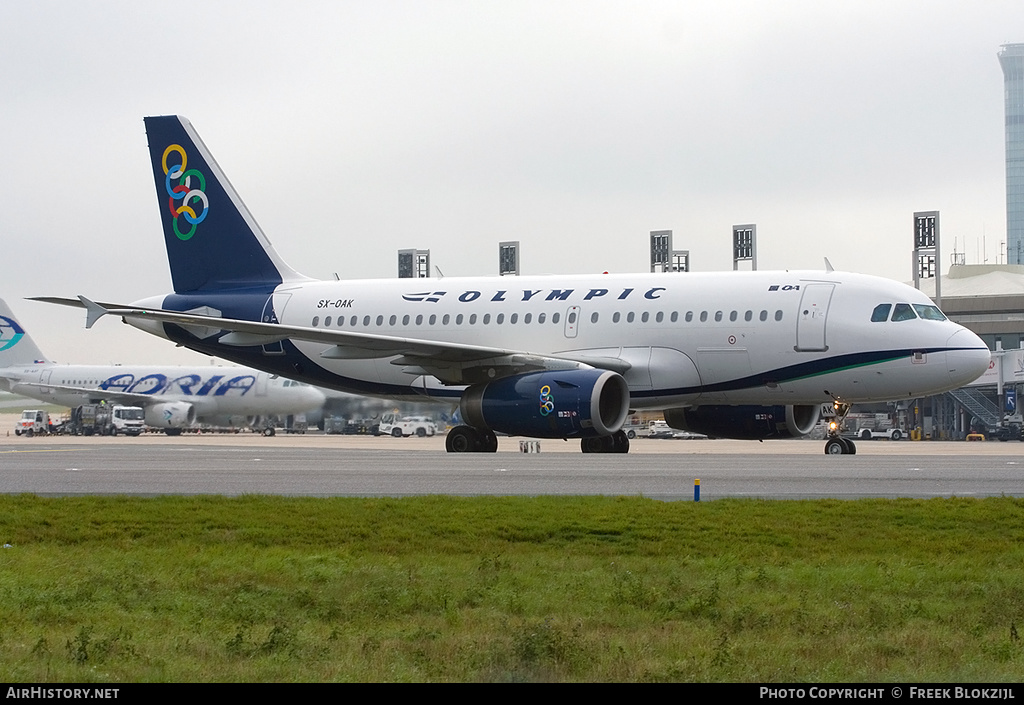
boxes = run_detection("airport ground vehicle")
[378,413,438,438]
[855,427,904,440]
[14,410,52,436]
[61,404,145,436]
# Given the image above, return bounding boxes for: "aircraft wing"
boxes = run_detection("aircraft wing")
[30,296,632,386]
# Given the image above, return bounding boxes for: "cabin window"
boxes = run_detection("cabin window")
[483,313,491,324]
[312,316,319,326]
[613,312,621,323]
[524,313,532,324]
[324,316,332,326]
[389,315,397,326]
[376,315,384,326]
[774,310,783,321]
[442,314,450,325]
[913,304,946,321]
[402,314,410,325]
[510,313,518,324]
[685,311,693,323]
[656,311,664,323]
[871,304,891,322]
[363,315,371,326]
[415,314,423,325]
[760,310,768,322]
[591,312,599,323]
[469,313,477,324]
[671,311,679,323]
[497,313,505,324]
[429,314,437,325]
[700,311,708,322]
[552,312,560,323]
[744,310,753,322]
[627,312,635,323]
[729,311,737,322]
[456,314,463,325]
[715,311,723,322]
[891,303,917,322]
[538,312,546,324]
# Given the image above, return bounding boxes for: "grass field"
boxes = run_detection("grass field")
[0,494,1022,682]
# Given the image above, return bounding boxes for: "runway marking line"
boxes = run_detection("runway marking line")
[0,449,81,454]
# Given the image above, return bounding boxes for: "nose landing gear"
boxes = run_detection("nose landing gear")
[823,400,856,455]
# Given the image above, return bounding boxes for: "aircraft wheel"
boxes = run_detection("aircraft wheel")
[446,425,481,453]
[613,431,630,454]
[824,438,846,455]
[580,436,606,453]
[845,438,856,454]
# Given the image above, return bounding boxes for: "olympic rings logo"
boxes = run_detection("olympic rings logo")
[539,384,555,416]
[162,144,209,241]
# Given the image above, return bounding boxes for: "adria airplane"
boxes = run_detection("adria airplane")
[34,115,990,453]
[0,298,325,434]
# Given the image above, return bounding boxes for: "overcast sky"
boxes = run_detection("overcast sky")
[1,1,1022,364]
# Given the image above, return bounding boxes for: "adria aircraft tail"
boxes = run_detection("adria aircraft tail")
[143,115,307,293]
[0,298,50,369]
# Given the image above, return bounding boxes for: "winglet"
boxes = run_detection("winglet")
[824,257,834,273]
[77,296,109,329]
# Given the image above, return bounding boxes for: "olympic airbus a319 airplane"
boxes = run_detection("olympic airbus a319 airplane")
[35,115,991,454]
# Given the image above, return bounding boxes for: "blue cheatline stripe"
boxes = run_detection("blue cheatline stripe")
[630,347,977,399]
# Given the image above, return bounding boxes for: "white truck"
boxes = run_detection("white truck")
[378,413,438,438]
[65,404,145,436]
[15,410,52,436]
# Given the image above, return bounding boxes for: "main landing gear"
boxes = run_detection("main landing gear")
[445,425,498,453]
[443,426,631,453]
[580,430,630,453]
[823,400,856,455]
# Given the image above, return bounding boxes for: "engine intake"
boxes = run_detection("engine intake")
[144,401,197,429]
[664,404,819,440]
[461,369,630,439]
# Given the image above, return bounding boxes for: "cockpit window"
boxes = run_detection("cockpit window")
[891,303,917,322]
[871,304,891,322]
[913,304,947,321]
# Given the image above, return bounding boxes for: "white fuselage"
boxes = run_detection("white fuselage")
[0,363,325,423]
[132,269,990,408]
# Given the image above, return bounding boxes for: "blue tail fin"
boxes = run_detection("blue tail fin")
[144,116,307,293]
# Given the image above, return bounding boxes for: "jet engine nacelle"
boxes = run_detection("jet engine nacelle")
[460,369,630,439]
[144,401,197,429]
[664,404,820,440]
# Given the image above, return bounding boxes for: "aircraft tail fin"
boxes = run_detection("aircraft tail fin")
[0,299,51,369]
[143,115,309,294]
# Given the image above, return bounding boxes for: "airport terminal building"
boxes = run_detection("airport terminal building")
[914,264,1024,438]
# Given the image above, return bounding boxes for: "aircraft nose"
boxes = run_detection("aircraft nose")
[945,329,991,388]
